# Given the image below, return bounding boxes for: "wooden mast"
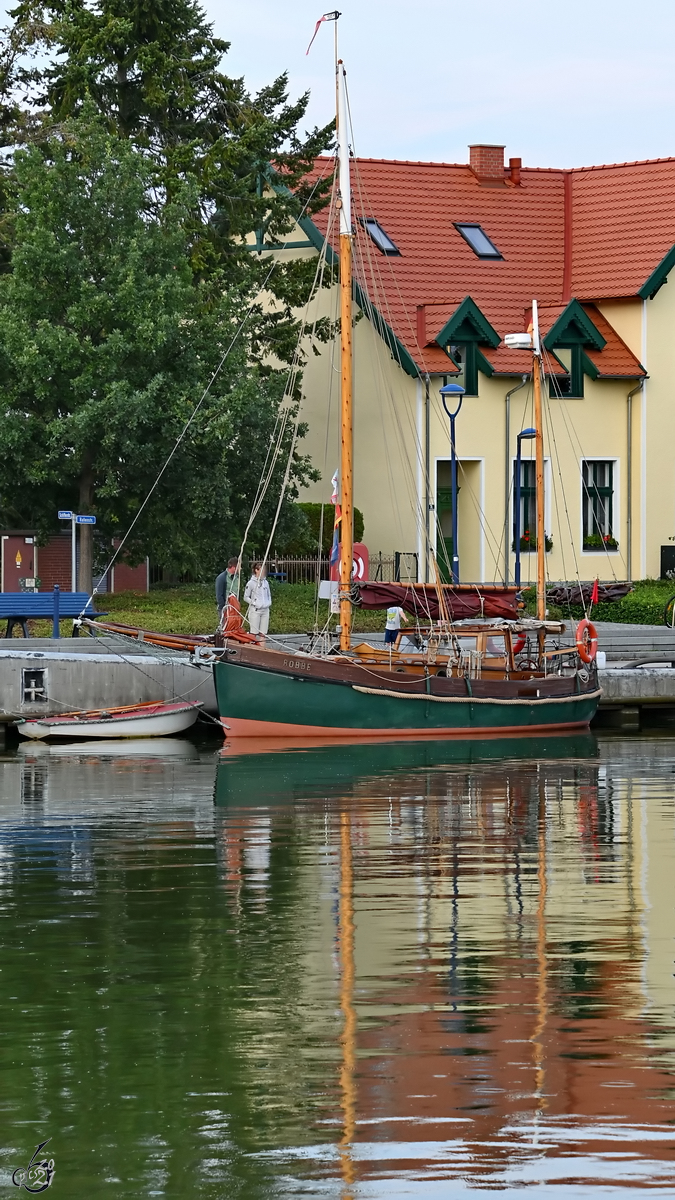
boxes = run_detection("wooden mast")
[532,300,546,624]
[337,60,353,653]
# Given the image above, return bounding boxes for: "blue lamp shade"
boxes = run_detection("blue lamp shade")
[518,427,537,439]
[439,383,466,398]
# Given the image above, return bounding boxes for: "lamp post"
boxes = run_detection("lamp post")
[439,383,466,584]
[515,428,537,588]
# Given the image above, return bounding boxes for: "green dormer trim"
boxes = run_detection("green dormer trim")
[543,299,607,397]
[638,242,675,300]
[434,296,501,350]
[543,299,606,351]
[444,342,494,396]
[580,350,600,381]
[433,297,500,395]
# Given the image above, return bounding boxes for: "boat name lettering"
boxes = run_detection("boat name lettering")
[284,658,310,671]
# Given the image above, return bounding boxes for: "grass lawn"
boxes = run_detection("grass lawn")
[9,578,675,638]
[12,582,386,638]
[100,583,388,635]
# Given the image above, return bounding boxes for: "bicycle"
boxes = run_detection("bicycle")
[664,594,675,628]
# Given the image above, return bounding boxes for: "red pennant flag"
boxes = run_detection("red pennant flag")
[590,578,599,605]
[306,11,340,55]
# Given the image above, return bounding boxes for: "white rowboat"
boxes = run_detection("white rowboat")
[17,700,202,740]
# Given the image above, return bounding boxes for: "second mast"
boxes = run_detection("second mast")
[337,60,353,653]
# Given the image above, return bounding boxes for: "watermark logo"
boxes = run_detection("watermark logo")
[12,1140,55,1193]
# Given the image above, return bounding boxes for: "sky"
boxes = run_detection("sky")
[206,0,675,169]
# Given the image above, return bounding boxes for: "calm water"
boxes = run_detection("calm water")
[1,731,675,1197]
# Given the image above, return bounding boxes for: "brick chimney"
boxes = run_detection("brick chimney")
[469,144,505,184]
[508,157,522,185]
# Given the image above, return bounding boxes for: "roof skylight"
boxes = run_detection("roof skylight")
[360,218,400,256]
[454,223,502,259]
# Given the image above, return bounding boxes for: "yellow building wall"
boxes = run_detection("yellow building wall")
[423,370,633,584]
[297,275,639,583]
[597,299,643,359]
[297,276,421,559]
[273,232,675,582]
[643,284,675,577]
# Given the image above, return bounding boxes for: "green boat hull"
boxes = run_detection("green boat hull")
[213,658,600,738]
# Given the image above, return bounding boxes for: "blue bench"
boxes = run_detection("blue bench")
[0,587,107,638]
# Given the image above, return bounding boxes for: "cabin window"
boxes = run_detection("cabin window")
[485,634,507,658]
[453,637,478,652]
[582,460,617,550]
[359,218,400,256]
[454,223,502,259]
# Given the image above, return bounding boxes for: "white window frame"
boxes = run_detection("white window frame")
[509,456,552,551]
[433,456,485,582]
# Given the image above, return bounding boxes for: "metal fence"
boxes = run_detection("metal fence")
[262,552,419,584]
[150,553,420,586]
[264,556,329,584]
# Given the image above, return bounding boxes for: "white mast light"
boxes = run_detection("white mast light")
[505,333,533,350]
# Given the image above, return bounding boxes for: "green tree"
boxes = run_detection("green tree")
[8,0,333,294]
[0,0,335,584]
[0,109,317,590]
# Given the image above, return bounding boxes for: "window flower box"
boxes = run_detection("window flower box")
[512,531,554,553]
[583,533,618,551]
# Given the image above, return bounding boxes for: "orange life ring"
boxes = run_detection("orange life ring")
[576,618,598,663]
[513,633,527,655]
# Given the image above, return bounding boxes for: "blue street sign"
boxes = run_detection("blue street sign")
[76,514,96,524]
[58,510,73,519]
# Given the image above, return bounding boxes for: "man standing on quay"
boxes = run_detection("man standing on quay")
[216,558,240,618]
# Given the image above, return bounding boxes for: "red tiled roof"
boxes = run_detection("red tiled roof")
[304,152,669,377]
[581,305,645,377]
[571,159,675,299]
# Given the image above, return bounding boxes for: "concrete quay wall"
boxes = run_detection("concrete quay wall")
[1,629,674,730]
[0,640,217,721]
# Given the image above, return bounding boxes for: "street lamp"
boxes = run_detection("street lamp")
[439,382,466,584]
[515,428,537,588]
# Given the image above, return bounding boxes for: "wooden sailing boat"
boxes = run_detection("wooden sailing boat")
[210,60,601,739]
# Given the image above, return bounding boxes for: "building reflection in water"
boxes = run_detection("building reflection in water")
[215,734,675,1190]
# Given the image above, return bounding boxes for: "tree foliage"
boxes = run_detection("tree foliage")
[0,0,333,587]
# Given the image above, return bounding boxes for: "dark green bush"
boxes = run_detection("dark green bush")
[523,579,675,625]
[283,502,365,555]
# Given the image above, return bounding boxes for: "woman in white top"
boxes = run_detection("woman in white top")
[244,563,272,642]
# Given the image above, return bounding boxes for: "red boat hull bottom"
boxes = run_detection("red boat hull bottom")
[221,716,592,739]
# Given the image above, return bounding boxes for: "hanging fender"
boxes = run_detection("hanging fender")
[576,618,598,663]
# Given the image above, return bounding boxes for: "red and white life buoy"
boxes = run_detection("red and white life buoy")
[513,633,527,655]
[576,618,598,663]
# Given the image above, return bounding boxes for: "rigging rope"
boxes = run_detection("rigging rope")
[233,166,340,603]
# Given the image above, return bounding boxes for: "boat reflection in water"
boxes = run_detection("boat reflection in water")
[17,736,200,761]
[214,732,675,1194]
[215,729,598,805]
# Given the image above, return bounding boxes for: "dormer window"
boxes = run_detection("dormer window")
[359,218,400,256]
[454,223,502,259]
